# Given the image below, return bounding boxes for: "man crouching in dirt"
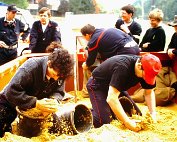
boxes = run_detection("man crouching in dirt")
[0,46,74,137]
[86,53,162,132]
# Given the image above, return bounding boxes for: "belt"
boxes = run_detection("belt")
[124,40,137,48]
[8,44,18,49]
[4,44,18,49]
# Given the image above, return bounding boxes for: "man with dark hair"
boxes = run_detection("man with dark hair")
[80,24,140,69]
[45,41,63,53]
[29,7,61,53]
[115,4,142,44]
[0,46,74,137]
[87,54,162,131]
[0,4,30,65]
[80,24,140,97]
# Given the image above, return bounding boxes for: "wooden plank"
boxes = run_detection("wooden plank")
[0,53,49,91]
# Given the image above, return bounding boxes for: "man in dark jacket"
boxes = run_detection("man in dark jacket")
[139,8,166,52]
[0,47,73,137]
[80,24,140,98]
[167,15,177,58]
[115,4,142,44]
[0,5,30,65]
[29,7,61,53]
[80,24,140,69]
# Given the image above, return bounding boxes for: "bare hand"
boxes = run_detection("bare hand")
[167,49,175,59]
[36,98,59,113]
[0,41,8,48]
[120,24,130,33]
[142,42,150,48]
[124,119,142,132]
[150,112,157,123]
[82,62,88,70]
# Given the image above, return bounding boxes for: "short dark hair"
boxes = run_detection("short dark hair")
[45,41,63,53]
[80,24,95,36]
[48,48,74,80]
[121,5,135,16]
[38,7,51,17]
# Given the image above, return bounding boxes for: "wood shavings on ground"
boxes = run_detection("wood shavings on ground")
[0,92,177,142]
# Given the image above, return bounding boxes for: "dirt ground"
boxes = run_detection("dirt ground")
[0,91,177,142]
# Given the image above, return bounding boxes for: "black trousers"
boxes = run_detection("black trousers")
[0,96,17,137]
[0,48,17,65]
[87,77,142,128]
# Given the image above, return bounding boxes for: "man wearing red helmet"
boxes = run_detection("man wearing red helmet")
[86,53,162,132]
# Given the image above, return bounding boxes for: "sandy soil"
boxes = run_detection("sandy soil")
[0,92,177,142]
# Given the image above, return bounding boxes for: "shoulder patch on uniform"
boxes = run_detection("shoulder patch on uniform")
[56,26,60,31]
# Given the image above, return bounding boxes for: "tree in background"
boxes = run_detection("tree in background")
[0,0,28,9]
[58,0,69,16]
[133,0,151,19]
[68,0,95,14]
[155,0,177,21]
[54,0,96,16]
[133,0,177,21]
[92,0,101,14]
[37,0,48,10]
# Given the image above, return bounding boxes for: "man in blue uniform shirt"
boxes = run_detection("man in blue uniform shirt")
[0,4,30,65]
[87,54,162,132]
[29,7,61,53]
[80,24,140,70]
[80,24,140,98]
[0,46,74,137]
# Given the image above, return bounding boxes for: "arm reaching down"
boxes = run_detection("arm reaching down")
[107,86,141,132]
[144,89,157,122]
